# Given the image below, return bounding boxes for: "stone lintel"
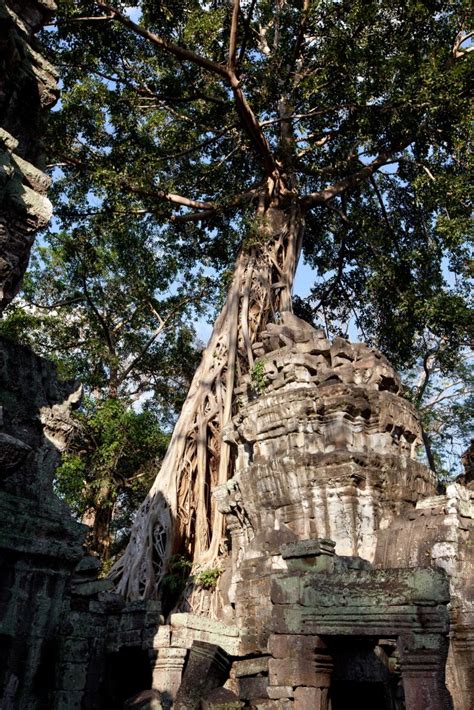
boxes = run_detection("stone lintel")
[170,613,240,637]
[272,605,449,637]
[272,566,450,608]
[280,538,336,559]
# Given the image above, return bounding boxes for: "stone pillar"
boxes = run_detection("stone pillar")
[268,634,333,710]
[398,634,453,710]
[174,641,231,710]
[151,647,187,704]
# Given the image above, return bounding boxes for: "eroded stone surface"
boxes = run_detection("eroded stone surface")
[375,481,474,710]
[1,295,471,710]
[0,0,59,311]
[218,313,436,571]
[0,336,87,707]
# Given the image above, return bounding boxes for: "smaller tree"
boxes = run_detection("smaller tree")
[57,398,169,560]
[0,212,203,560]
[403,338,473,480]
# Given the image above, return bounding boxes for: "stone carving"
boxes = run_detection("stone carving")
[0,0,59,311]
[199,314,468,708]
[0,335,81,496]
[218,313,436,582]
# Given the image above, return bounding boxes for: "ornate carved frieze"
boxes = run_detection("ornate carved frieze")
[218,313,437,563]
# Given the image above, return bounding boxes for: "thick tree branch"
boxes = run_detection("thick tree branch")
[453,30,474,58]
[122,182,215,211]
[170,210,217,224]
[97,3,229,78]
[171,184,262,223]
[302,140,411,208]
[288,0,311,85]
[229,74,277,174]
[97,2,277,175]
[228,0,240,70]
[237,0,257,65]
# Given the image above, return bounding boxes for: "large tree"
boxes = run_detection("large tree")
[43,0,472,598]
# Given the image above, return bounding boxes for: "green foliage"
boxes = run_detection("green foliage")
[193,567,221,590]
[54,397,170,555]
[403,345,473,479]
[39,0,472,374]
[0,308,40,347]
[251,360,266,395]
[160,554,193,610]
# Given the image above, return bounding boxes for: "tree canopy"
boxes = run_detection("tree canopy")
[25,0,474,597]
[46,0,472,353]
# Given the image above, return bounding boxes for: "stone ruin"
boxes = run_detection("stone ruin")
[153,314,472,710]
[0,2,473,708]
[0,0,59,311]
[2,313,473,709]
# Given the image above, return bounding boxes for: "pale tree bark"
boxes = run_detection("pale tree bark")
[110,188,304,599]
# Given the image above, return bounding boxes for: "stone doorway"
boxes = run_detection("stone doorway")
[328,638,404,710]
[331,681,391,710]
[104,646,152,708]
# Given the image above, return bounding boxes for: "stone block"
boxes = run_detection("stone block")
[71,578,114,596]
[120,612,145,631]
[270,576,301,605]
[75,556,101,574]
[268,658,317,688]
[53,690,84,710]
[266,685,293,699]
[233,656,269,677]
[294,686,328,710]
[118,629,143,646]
[171,614,241,655]
[171,613,239,636]
[59,638,89,658]
[238,676,268,699]
[57,662,87,691]
[174,641,230,710]
[280,539,335,559]
[151,625,171,649]
[268,633,321,658]
[201,687,244,709]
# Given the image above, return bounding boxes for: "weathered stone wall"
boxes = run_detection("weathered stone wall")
[0,0,58,311]
[375,482,474,710]
[0,336,88,708]
[0,335,164,708]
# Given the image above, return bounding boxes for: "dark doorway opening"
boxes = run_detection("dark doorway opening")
[331,680,388,710]
[104,646,152,709]
[327,637,404,710]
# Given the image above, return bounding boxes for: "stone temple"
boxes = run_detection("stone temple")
[0,2,473,709]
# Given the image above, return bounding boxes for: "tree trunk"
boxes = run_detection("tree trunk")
[110,193,304,600]
[91,498,115,560]
[83,479,118,561]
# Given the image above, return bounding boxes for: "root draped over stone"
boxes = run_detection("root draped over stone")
[110,198,304,600]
